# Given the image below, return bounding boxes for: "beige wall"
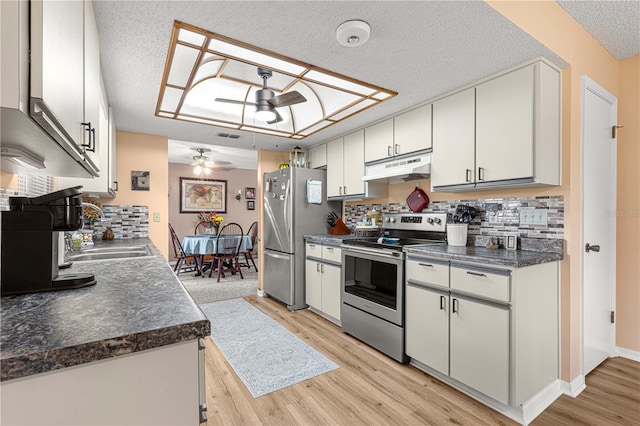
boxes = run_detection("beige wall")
[256,151,289,290]
[167,163,258,260]
[0,170,19,190]
[102,131,169,259]
[616,55,640,352]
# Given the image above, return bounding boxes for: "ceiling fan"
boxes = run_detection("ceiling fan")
[215,67,307,124]
[192,148,232,174]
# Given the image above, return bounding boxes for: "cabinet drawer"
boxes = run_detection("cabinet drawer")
[306,242,322,259]
[322,245,341,264]
[450,265,510,302]
[406,258,449,288]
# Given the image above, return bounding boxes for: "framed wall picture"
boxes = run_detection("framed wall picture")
[247,200,255,210]
[131,171,150,191]
[180,178,227,213]
[245,187,256,199]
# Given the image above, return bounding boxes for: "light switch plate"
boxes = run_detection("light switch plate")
[519,208,548,226]
[153,212,161,222]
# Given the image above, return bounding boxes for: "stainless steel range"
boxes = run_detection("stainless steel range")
[340,212,447,363]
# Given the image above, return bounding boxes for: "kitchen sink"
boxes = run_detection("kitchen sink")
[67,245,153,262]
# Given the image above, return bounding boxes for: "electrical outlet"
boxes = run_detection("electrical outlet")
[519,208,548,226]
[153,212,161,222]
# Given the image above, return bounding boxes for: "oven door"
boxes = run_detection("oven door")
[341,246,404,326]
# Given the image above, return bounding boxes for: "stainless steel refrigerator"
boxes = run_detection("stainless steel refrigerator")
[263,167,337,311]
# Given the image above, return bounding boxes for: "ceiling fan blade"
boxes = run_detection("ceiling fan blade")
[215,97,256,106]
[268,91,306,108]
[266,109,283,124]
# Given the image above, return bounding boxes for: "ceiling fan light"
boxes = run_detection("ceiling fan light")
[255,108,276,122]
[194,165,203,175]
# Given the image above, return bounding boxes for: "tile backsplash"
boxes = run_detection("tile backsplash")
[345,195,564,252]
[92,205,149,239]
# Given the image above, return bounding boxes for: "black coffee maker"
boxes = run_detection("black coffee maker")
[1,186,96,295]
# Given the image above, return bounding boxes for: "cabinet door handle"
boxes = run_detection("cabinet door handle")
[478,167,484,181]
[440,295,446,310]
[465,169,472,182]
[394,144,399,155]
[418,263,433,268]
[114,181,118,191]
[388,146,392,156]
[343,186,347,195]
[452,298,459,313]
[316,263,320,272]
[325,247,334,251]
[320,264,324,273]
[81,122,96,152]
[339,186,342,195]
[466,271,486,277]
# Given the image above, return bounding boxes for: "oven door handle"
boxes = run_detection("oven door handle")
[342,245,403,259]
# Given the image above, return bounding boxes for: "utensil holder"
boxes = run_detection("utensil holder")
[330,219,351,235]
[447,224,468,246]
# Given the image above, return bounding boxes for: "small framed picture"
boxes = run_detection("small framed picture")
[131,171,150,191]
[245,187,256,199]
[247,200,255,210]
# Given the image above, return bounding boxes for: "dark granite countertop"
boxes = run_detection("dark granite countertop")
[404,244,563,268]
[0,239,210,382]
[304,234,361,245]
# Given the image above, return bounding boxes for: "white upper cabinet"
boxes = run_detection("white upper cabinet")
[431,87,476,189]
[364,118,394,163]
[476,65,534,183]
[82,0,101,167]
[307,144,327,169]
[393,104,432,155]
[31,0,85,148]
[342,130,366,196]
[326,138,344,198]
[364,104,432,163]
[431,59,561,191]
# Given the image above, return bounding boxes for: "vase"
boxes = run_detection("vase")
[204,227,214,235]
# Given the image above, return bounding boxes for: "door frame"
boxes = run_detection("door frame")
[580,74,617,375]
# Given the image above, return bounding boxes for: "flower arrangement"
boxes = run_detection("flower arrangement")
[194,211,224,228]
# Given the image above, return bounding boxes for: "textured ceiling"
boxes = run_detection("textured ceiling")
[557,0,640,60]
[92,1,636,169]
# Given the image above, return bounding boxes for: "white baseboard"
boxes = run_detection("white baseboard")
[409,359,561,425]
[616,346,640,362]
[521,380,562,425]
[560,374,586,398]
[256,289,266,297]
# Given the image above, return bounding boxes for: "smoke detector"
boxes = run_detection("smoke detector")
[336,20,370,47]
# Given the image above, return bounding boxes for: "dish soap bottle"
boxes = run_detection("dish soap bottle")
[102,227,114,240]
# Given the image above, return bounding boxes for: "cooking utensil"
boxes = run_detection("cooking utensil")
[406,186,429,213]
[462,212,471,223]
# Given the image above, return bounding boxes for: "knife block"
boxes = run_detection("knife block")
[330,219,351,235]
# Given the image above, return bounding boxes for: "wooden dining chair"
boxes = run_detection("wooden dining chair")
[169,223,198,275]
[209,222,244,282]
[239,221,258,272]
[195,221,217,235]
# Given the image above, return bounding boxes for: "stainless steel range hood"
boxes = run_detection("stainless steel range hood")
[362,151,431,184]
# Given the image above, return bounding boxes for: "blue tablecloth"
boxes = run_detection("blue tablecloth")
[182,235,252,255]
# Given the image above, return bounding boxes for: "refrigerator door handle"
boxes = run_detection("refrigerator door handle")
[264,251,290,261]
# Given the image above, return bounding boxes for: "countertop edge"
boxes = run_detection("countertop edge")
[404,246,563,268]
[1,320,210,382]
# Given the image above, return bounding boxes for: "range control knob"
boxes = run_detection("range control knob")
[427,218,434,224]
[384,217,390,222]
[389,217,396,223]
[434,218,442,225]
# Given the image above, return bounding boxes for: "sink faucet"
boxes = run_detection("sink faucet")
[81,202,105,230]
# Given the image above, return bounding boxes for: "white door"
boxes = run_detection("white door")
[582,75,617,375]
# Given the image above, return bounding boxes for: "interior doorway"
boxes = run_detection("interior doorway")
[581,75,617,376]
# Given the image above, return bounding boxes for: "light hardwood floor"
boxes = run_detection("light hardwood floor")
[203,296,640,425]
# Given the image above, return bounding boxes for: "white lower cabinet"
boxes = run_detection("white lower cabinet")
[449,295,510,405]
[405,254,559,424]
[405,284,449,375]
[1,339,205,425]
[305,242,341,322]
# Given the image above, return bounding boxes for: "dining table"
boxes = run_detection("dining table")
[182,234,253,277]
